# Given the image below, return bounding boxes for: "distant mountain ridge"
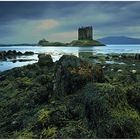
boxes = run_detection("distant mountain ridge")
[97,36,140,44]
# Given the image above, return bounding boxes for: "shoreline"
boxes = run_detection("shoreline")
[0,51,140,72]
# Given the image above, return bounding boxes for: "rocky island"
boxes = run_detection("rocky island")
[69,39,105,46]
[38,39,67,46]
[38,26,105,47]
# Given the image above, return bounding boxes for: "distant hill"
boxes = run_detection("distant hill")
[97,36,140,44]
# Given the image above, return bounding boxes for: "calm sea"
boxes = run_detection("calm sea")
[0,44,140,72]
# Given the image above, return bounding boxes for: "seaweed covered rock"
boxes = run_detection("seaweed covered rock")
[93,64,105,83]
[38,54,54,67]
[53,55,95,96]
[82,83,140,138]
[126,84,140,112]
[135,54,140,60]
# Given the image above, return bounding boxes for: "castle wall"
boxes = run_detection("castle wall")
[78,26,93,40]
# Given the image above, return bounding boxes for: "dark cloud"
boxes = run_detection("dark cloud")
[0,1,84,23]
[0,1,140,43]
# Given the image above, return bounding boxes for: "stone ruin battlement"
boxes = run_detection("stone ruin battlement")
[78,26,93,40]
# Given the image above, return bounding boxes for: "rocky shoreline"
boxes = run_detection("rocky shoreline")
[0,52,140,138]
[0,50,34,61]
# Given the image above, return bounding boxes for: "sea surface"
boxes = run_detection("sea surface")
[0,44,140,72]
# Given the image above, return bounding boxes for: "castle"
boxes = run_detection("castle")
[78,26,93,40]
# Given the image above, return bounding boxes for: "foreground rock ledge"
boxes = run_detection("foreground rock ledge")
[0,54,140,139]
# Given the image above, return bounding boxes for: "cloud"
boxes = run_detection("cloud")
[48,31,77,42]
[36,19,59,31]
[0,1,140,43]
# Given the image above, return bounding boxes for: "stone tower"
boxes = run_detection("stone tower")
[78,26,93,40]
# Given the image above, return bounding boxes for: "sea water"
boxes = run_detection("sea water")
[0,44,140,72]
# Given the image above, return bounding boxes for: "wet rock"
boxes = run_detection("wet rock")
[38,54,54,67]
[24,51,34,55]
[93,64,105,83]
[135,54,140,60]
[53,55,105,96]
[132,64,136,66]
[105,56,110,60]
[131,70,137,74]
[102,66,106,69]
[12,60,17,63]
[117,69,123,72]
[0,51,7,60]
[11,120,17,125]
[17,51,23,55]
[0,50,34,61]
[7,50,16,56]
[53,55,84,96]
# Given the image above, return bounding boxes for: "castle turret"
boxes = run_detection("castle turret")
[78,26,93,40]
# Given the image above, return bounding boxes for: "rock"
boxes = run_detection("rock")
[102,66,106,69]
[53,55,105,96]
[118,69,123,72]
[11,120,17,125]
[12,60,17,63]
[53,55,92,96]
[131,70,137,74]
[0,50,34,61]
[24,51,34,55]
[17,51,23,55]
[105,56,110,60]
[0,51,7,60]
[135,54,140,60]
[132,64,136,66]
[93,64,105,83]
[7,50,16,56]
[38,54,54,66]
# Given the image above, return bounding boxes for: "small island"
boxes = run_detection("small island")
[38,26,105,47]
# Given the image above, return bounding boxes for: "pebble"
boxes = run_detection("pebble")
[131,70,137,74]
[118,69,122,72]
[11,121,17,125]
[132,64,136,66]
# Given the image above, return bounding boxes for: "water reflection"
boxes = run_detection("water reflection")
[0,54,38,72]
[1,45,140,72]
[0,60,37,72]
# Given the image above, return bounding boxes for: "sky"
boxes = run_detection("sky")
[0,1,140,43]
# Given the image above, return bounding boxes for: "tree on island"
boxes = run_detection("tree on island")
[38,39,49,46]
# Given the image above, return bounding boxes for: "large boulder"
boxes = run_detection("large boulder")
[38,54,54,67]
[53,55,105,96]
